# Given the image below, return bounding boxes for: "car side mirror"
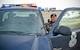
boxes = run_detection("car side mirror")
[56,26,72,36]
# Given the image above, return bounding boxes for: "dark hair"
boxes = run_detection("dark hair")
[50,14,57,18]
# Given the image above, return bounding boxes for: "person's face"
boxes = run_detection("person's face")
[51,16,57,23]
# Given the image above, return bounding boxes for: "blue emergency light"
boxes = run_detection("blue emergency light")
[2,4,11,8]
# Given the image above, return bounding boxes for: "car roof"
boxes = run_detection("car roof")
[0,7,38,10]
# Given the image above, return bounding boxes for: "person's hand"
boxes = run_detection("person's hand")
[46,24,51,31]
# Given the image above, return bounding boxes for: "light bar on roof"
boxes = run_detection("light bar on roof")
[1,4,37,8]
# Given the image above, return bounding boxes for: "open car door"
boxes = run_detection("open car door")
[49,8,80,50]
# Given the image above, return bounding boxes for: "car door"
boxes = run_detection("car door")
[49,8,80,50]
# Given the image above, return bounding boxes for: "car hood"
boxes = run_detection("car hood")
[0,34,38,50]
[0,34,50,50]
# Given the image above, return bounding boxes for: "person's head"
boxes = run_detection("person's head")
[50,14,57,23]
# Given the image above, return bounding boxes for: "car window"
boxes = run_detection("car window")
[0,9,45,34]
[59,10,80,31]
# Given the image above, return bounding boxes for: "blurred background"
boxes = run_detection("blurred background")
[0,0,80,22]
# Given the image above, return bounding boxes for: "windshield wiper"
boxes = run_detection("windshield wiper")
[0,31,31,35]
[0,31,43,36]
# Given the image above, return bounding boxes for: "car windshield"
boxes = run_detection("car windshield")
[0,9,45,35]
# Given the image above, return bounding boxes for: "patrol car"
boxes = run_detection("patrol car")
[0,4,80,50]
[0,4,53,50]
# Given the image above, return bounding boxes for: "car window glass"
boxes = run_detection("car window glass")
[59,10,80,31]
[0,10,45,34]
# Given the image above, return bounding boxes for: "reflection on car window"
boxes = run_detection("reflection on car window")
[0,9,45,34]
[59,10,80,31]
